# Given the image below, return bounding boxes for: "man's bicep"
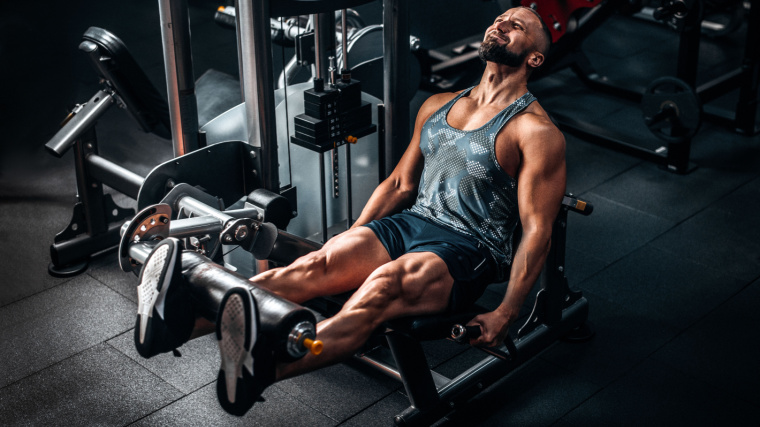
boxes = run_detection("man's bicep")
[516,127,566,231]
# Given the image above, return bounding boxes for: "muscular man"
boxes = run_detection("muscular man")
[134,6,564,416]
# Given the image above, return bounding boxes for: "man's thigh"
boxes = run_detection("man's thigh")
[321,226,393,277]
[346,251,456,320]
[268,226,393,298]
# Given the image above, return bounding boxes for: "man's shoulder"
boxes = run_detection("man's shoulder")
[421,91,461,111]
[506,104,565,160]
[414,91,463,125]
[513,102,563,141]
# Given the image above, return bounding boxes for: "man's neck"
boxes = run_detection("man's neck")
[471,62,529,106]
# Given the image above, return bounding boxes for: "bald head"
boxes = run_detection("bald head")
[512,6,552,55]
[480,7,554,71]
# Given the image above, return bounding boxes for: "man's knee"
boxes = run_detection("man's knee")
[253,251,328,291]
[344,270,402,312]
[373,255,453,311]
[287,250,330,280]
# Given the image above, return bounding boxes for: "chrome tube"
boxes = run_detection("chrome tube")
[177,196,233,224]
[382,0,411,175]
[236,0,279,191]
[314,13,335,82]
[158,0,199,157]
[168,216,225,238]
[341,9,349,70]
[345,143,352,228]
[319,152,328,243]
[45,90,114,157]
[86,154,144,199]
[128,241,160,265]
[313,14,323,80]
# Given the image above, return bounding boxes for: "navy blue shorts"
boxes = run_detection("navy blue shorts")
[363,211,497,312]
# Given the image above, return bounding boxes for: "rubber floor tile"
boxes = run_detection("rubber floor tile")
[651,279,760,405]
[0,343,182,426]
[108,330,221,395]
[561,358,760,426]
[0,276,135,388]
[130,381,335,427]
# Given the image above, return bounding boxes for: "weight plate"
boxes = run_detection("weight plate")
[642,76,701,143]
[118,203,172,272]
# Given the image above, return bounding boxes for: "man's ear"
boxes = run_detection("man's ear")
[528,51,544,69]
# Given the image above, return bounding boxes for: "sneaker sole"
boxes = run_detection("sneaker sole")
[136,239,179,350]
[217,288,257,415]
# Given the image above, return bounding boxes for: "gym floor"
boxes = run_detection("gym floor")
[1,0,759,425]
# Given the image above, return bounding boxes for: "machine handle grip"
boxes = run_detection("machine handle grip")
[451,323,514,361]
[562,196,594,216]
[451,324,481,343]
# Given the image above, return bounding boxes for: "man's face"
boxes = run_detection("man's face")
[479,8,540,67]
[478,36,528,67]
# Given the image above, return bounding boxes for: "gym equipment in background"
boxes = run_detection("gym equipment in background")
[526,0,759,173]
[45,27,171,276]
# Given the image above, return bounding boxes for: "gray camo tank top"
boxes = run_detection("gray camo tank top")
[409,87,537,277]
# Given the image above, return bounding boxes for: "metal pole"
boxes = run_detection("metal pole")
[313,14,323,80]
[168,217,225,239]
[74,130,106,235]
[237,0,280,192]
[382,0,410,177]
[86,154,144,199]
[158,0,199,157]
[735,1,760,135]
[676,8,701,88]
[345,143,352,228]
[45,90,114,157]
[319,152,328,243]
[341,9,349,71]
[314,13,335,82]
[178,196,234,224]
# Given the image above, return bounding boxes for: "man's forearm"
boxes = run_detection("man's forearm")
[496,231,552,322]
[464,230,552,347]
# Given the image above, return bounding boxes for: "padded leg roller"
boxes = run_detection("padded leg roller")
[181,251,320,361]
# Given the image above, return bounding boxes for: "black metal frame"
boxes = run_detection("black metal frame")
[47,27,171,275]
[49,127,258,275]
[46,21,263,276]
[48,120,143,275]
[534,0,759,174]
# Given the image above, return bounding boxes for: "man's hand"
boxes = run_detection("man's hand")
[466,309,513,347]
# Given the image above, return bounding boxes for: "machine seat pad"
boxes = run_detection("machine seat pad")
[82,27,171,138]
[387,305,488,341]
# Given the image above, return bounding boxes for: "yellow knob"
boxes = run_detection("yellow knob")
[303,338,323,355]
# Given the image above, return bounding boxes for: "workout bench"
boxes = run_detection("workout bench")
[308,194,593,426]
[119,172,592,426]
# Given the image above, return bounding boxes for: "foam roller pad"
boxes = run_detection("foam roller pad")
[181,251,316,360]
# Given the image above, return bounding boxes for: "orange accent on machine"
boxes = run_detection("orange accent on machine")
[303,338,324,355]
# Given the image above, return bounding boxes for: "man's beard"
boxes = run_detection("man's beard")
[478,37,527,67]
